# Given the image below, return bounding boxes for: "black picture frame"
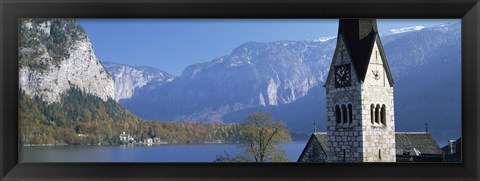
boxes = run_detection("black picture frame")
[1,0,479,180]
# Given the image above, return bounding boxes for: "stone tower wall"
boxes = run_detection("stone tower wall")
[325,35,364,162]
[360,40,396,162]
[325,35,396,162]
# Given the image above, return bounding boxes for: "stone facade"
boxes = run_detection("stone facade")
[324,33,396,162]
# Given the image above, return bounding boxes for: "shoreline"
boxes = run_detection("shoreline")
[19,140,299,147]
[20,142,240,147]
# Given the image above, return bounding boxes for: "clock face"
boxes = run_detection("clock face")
[372,69,381,80]
[335,64,351,87]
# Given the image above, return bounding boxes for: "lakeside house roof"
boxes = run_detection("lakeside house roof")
[441,138,462,162]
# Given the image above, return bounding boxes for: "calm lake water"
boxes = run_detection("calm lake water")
[19,141,307,162]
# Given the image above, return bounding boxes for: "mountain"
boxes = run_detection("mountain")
[19,19,114,103]
[121,39,336,122]
[102,62,175,101]
[389,26,424,34]
[121,21,461,144]
[384,22,461,79]
[386,22,461,145]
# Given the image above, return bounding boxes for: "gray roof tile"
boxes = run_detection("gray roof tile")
[395,132,444,155]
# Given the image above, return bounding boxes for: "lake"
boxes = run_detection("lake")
[19,141,307,162]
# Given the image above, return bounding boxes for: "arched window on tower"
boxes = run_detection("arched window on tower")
[381,104,386,125]
[335,105,341,124]
[348,104,353,124]
[375,104,380,124]
[342,105,348,124]
[370,104,375,124]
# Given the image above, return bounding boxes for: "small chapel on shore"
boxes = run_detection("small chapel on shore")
[298,19,445,162]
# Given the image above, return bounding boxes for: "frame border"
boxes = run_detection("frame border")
[1,0,479,180]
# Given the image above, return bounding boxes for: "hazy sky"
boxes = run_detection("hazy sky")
[78,19,459,76]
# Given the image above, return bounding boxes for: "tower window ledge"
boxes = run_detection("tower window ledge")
[371,125,386,129]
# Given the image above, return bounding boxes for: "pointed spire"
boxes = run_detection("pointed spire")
[335,18,394,86]
[338,19,378,40]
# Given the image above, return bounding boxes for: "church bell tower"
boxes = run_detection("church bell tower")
[325,19,396,162]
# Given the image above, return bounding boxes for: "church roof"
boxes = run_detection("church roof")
[338,19,394,85]
[313,132,328,149]
[300,131,443,161]
[395,132,444,155]
[297,132,328,162]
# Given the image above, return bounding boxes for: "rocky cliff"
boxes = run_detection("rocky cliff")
[19,19,114,103]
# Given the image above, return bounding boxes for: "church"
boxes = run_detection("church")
[298,19,444,162]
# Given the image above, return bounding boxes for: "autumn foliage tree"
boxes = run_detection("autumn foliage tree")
[215,111,291,162]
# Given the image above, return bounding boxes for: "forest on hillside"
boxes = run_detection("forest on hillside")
[19,87,244,146]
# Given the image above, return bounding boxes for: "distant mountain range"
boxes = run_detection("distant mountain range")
[102,62,175,101]
[118,39,334,123]
[111,21,460,144]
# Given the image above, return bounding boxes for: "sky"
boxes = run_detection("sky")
[77,19,459,76]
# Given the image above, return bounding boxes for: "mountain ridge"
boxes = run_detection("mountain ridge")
[102,61,175,101]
